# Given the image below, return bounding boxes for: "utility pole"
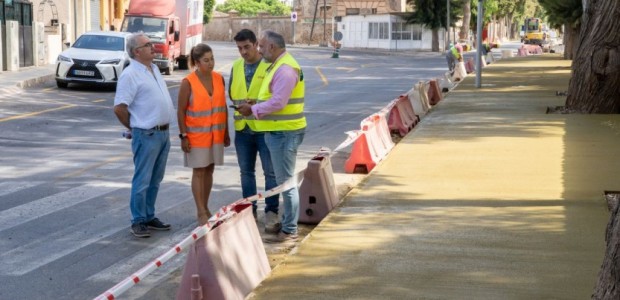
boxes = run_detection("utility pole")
[446,0,450,48]
[323,0,326,46]
[475,0,483,88]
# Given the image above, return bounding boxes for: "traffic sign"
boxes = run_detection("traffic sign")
[291,12,298,22]
[334,31,343,41]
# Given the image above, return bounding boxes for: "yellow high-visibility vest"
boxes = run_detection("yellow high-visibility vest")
[253,53,306,132]
[229,58,269,131]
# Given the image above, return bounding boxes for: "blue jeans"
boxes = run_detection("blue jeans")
[234,126,279,214]
[130,128,170,224]
[264,129,305,234]
[446,51,456,72]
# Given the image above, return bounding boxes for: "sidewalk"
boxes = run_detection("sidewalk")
[0,62,204,96]
[0,64,56,95]
[249,55,620,299]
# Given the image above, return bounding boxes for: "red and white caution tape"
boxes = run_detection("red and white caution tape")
[93,169,306,300]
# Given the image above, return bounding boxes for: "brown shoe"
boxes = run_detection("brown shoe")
[265,230,298,244]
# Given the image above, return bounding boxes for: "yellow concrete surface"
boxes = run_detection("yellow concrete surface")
[249,55,620,299]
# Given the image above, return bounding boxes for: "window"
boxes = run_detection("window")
[369,22,389,39]
[391,22,422,40]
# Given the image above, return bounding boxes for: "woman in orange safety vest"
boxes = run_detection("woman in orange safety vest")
[177,43,230,225]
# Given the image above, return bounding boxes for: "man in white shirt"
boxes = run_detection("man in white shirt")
[113,33,175,238]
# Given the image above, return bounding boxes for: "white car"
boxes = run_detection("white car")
[56,31,131,88]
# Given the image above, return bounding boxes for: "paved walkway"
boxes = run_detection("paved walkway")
[249,54,620,299]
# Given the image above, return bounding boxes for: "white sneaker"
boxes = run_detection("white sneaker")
[264,211,281,234]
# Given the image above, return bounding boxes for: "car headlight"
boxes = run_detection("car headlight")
[155,53,163,59]
[100,59,121,65]
[58,55,72,63]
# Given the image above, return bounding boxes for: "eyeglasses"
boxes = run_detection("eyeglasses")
[136,42,153,50]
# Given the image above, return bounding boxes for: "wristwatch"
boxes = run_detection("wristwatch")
[179,133,187,140]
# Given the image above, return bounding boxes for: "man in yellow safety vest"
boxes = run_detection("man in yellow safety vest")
[228,29,280,231]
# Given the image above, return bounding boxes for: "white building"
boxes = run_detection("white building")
[336,13,446,51]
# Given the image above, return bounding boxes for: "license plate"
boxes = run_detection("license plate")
[74,70,95,76]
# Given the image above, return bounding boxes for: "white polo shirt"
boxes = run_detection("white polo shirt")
[114,59,175,130]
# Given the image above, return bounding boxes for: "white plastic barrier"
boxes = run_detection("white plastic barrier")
[452,61,467,82]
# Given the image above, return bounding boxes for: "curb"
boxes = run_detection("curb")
[17,74,55,88]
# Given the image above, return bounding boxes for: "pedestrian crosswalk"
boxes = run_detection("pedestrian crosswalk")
[0,179,202,298]
[0,184,123,233]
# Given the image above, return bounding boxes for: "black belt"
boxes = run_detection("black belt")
[151,124,169,131]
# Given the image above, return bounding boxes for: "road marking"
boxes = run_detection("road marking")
[93,99,106,103]
[57,155,127,180]
[0,183,124,233]
[315,67,328,86]
[0,104,76,123]
[0,181,43,197]
[0,185,190,276]
[337,67,357,72]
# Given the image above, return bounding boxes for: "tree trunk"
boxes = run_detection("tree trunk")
[507,13,514,40]
[459,0,471,40]
[432,28,439,52]
[592,192,620,299]
[563,23,580,60]
[565,0,620,113]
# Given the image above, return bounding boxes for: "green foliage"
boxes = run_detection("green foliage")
[405,0,463,29]
[538,0,582,29]
[216,0,291,17]
[204,0,215,24]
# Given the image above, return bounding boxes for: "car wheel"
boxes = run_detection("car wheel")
[57,81,68,89]
[178,58,188,70]
[164,63,173,75]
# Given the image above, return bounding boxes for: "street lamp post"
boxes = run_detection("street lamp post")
[475,0,483,88]
[446,0,450,48]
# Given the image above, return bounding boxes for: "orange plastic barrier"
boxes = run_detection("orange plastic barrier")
[427,79,443,105]
[176,203,270,300]
[388,94,418,137]
[345,113,394,174]
[299,149,339,224]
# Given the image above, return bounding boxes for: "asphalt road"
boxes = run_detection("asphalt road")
[0,42,451,299]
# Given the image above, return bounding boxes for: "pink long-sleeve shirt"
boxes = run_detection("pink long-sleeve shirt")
[251,51,299,120]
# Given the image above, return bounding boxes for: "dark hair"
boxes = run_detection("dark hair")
[234,29,257,44]
[189,43,213,68]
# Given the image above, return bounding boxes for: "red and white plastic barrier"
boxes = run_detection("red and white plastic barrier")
[465,57,475,74]
[388,94,418,137]
[344,112,394,173]
[408,81,431,118]
[427,79,443,105]
[175,202,270,300]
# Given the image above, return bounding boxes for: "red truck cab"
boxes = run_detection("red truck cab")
[121,0,203,75]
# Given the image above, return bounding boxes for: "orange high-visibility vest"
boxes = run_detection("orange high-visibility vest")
[185,71,227,148]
